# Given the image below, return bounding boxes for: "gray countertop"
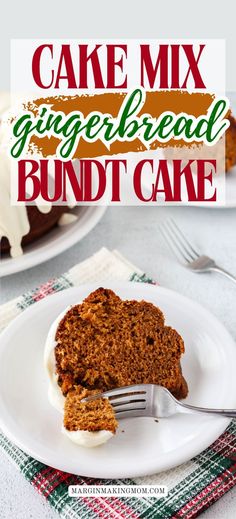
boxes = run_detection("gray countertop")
[1,205,236,518]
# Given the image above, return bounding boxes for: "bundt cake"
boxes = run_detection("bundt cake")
[0,151,77,258]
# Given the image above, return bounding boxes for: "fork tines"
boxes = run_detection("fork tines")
[159,218,199,264]
[83,385,150,417]
[111,391,147,415]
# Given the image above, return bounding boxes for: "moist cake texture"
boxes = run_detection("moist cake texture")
[54,288,188,436]
[64,386,118,433]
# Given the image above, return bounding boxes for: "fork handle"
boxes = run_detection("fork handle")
[178,401,236,418]
[210,265,236,284]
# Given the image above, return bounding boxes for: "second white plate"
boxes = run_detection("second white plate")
[0,206,106,277]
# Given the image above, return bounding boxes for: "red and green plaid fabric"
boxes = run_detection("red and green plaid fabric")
[0,248,236,519]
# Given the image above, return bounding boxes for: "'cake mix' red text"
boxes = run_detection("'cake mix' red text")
[32,44,206,90]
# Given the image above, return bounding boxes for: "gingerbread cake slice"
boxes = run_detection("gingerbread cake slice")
[45,287,188,447]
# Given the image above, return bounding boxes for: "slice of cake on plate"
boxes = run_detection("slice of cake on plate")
[45,287,188,447]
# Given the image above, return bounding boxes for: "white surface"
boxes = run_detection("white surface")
[1,205,236,517]
[0,206,106,277]
[0,282,235,479]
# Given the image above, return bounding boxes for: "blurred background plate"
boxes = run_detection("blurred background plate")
[0,206,106,277]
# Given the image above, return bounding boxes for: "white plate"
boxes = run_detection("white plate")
[0,206,106,277]
[0,282,235,479]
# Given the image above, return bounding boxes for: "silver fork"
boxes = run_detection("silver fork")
[159,219,236,284]
[82,384,236,419]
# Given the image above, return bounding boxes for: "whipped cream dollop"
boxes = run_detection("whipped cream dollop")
[61,427,113,447]
[44,304,114,447]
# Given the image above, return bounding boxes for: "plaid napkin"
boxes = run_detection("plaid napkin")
[0,247,236,519]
